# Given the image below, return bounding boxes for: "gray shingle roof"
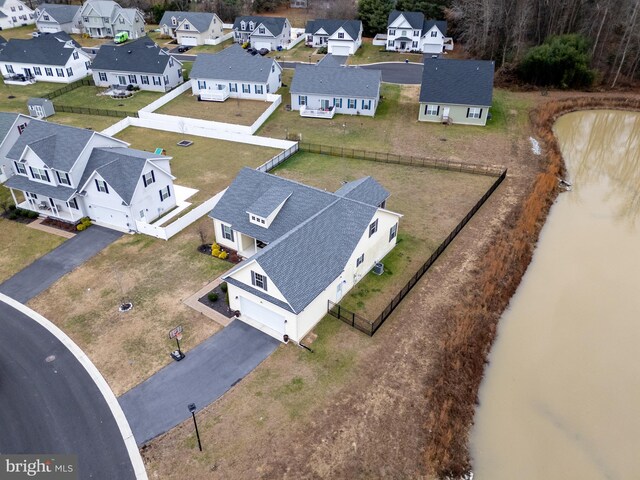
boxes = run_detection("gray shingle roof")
[0,35,6,45]
[79,147,164,203]
[190,44,279,83]
[0,112,19,142]
[81,0,117,20]
[247,186,292,218]
[213,168,396,314]
[388,10,424,29]
[91,38,176,74]
[334,177,389,206]
[37,4,80,24]
[305,19,361,40]
[7,120,94,171]
[4,174,76,201]
[225,277,295,313]
[27,98,50,106]
[159,11,215,32]
[419,58,494,106]
[0,32,80,66]
[233,15,287,36]
[290,64,381,99]
[316,53,347,67]
[423,19,447,36]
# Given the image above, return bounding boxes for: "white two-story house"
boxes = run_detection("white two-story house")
[190,44,281,101]
[0,0,35,30]
[92,38,183,92]
[209,168,402,342]
[35,4,82,34]
[386,10,453,54]
[158,11,223,46]
[79,0,145,39]
[305,19,362,55]
[0,116,176,232]
[232,15,291,51]
[0,32,91,85]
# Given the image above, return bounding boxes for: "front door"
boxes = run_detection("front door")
[443,106,450,119]
[400,41,406,49]
[336,281,344,301]
[118,75,127,86]
[321,99,330,110]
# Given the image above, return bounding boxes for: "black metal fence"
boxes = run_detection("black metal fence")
[327,168,508,336]
[298,142,504,177]
[257,143,300,172]
[52,104,138,118]
[43,78,94,100]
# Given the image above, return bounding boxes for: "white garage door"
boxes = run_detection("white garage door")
[253,41,271,51]
[240,297,285,334]
[40,26,61,33]
[181,36,198,46]
[330,45,351,56]
[90,206,129,230]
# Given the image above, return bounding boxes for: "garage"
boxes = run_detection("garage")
[89,205,129,230]
[239,297,285,334]
[253,41,272,51]
[329,44,351,56]
[40,26,61,33]
[180,36,198,46]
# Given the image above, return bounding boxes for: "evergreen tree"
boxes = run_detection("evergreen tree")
[358,0,395,37]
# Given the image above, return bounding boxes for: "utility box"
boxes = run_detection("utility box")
[373,262,384,275]
[27,98,55,118]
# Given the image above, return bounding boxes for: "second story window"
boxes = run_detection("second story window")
[73,51,79,60]
[258,26,265,34]
[14,162,27,175]
[389,29,395,35]
[431,30,437,37]
[338,32,344,39]
[251,271,267,291]
[369,218,378,237]
[95,179,109,193]
[142,170,155,187]
[56,171,71,186]
[30,167,50,182]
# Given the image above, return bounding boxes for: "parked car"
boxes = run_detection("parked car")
[177,45,191,53]
[31,32,42,37]
[258,48,269,56]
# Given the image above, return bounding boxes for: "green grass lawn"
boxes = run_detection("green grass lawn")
[47,112,119,131]
[0,24,37,41]
[348,39,424,65]
[187,38,233,54]
[267,41,325,63]
[155,91,272,126]
[114,127,281,203]
[53,85,163,112]
[0,218,66,283]
[0,81,62,113]
[271,151,497,318]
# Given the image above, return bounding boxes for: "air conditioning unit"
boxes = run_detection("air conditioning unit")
[373,262,384,275]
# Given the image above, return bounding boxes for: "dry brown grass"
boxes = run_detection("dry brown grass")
[423,96,640,478]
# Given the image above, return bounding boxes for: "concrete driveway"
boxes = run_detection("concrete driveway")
[119,320,280,445]
[0,226,122,303]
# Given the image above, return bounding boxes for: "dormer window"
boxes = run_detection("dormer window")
[250,214,266,225]
[14,162,27,175]
[30,167,50,182]
[171,17,177,25]
[43,14,49,20]
[56,171,71,186]
[240,21,246,30]
[249,21,254,30]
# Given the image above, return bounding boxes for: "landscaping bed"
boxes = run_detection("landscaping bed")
[197,283,234,319]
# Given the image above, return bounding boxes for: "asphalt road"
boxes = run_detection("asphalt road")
[119,320,279,445]
[0,226,122,303]
[0,300,135,479]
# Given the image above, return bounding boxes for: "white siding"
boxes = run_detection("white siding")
[0,0,35,29]
[290,92,378,117]
[191,63,281,100]
[128,162,176,223]
[93,60,183,92]
[0,49,90,84]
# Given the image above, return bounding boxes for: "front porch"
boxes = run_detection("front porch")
[300,105,336,119]
[237,232,268,259]
[15,198,82,224]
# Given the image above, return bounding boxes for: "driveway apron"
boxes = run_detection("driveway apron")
[119,320,280,445]
[0,226,123,303]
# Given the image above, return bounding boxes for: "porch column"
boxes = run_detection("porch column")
[9,188,17,206]
[50,198,59,217]
[67,201,76,222]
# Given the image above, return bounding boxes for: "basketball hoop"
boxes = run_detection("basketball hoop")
[175,332,183,341]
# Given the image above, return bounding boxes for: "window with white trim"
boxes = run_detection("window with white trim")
[45,68,53,76]
[414,30,419,36]
[369,218,378,237]
[14,162,27,175]
[299,95,307,106]
[159,185,171,201]
[95,179,109,193]
[26,192,37,199]
[412,41,418,48]
[255,84,263,94]
[128,74,137,83]
[68,198,78,209]
[33,67,41,75]
[388,40,393,47]
[6,65,14,74]
[258,26,265,34]
[142,170,155,187]
[56,171,71,186]
[362,99,371,110]
[251,271,267,290]
[184,23,189,29]
[222,224,234,241]
[73,51,79,60]
[56,68,64,77]
[389,223,398,241]
[389,29,395,35]
[153,76,161,85]
[141,75,149,84]
[348,98,356,109]
[66,67,73,77]
[171,17,177,25]
[467,107,482,119]
[338,32,344,39]
[249,21,254,30]
[99,72,107,82]
[30,167,49,182]
[431,30,437,37]
[242,84,250,93]
[356,253,364,267]
[334,98,342,108]
[229,83,237,92]
[425,104,439,116]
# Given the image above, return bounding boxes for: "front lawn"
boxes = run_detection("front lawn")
[271,151,497,318]
[113,127,281,204]
[348,39,424,65]
[267,41,325,63]
[0,25,37,41]
[69,34,112,48]
[187,38,233,54]
[28,217,229,395]
[155,91,273,126]
[53,85,164,112]
[0,218,66,283]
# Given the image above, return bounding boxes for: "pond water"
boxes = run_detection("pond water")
[470,110,640,480]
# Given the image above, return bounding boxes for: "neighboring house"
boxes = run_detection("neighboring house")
[290,57,381,118]
[0,117,176,232]
[386,10,453,54]
[190,44,282,101]
[418,58,494,126]
[0,0,35,30]
[27,97,55,118]
[209,168,402,342]
[290,0,307,7]
[92,38,183,92]
[232,15,291,51]
[79,0,145,39]
[305,19,362,56]
[0,32,91,84]
[35,4,82,34]
[158,11,223,46]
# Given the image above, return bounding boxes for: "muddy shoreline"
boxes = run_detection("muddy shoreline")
[424,96,640,478]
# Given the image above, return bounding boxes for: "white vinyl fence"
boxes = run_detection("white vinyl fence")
[204,31,234,46]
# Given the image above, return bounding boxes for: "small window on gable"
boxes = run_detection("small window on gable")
[338,32,344,39]
[143,170,155,187]
[258,26,265,34]
[95,179,109,193]
[431,30,437,37]
[369,219,378,237]
[73,51,79,60]
[356,253,364,267]
[251,271,267,291]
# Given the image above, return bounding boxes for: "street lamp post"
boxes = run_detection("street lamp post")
[188,403,202,452]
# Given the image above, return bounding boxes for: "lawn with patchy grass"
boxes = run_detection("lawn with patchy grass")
[28,217,229,395]
[155,91,272,126]
[0,25,37,41]
[271,151,496,318]
[267,41,325,63]
[48,112,119,131]
[348,39,424,65]
[187,38,233,54]
[114,127,281,203]
[53,85,163,112]
[0,81,62,113]
[0,219,66,283]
